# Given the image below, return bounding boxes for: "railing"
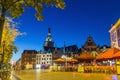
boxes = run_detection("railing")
[50,65,116,74]
[84,66,116,73]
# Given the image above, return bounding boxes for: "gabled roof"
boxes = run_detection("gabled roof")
[83,36,96,47]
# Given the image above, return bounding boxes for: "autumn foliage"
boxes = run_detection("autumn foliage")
[0,18,20,63]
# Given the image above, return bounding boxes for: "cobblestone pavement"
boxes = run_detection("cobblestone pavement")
[12,70,120,80]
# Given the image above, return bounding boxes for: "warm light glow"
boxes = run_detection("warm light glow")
[36,67,41,80]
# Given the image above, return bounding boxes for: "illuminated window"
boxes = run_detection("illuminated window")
[118,39,120,47]
[117,27,120,38]
[111,32,116,42]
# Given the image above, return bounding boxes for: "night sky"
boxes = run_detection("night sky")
[11,0,120,61]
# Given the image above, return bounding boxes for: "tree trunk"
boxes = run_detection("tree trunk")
[0,5,6,63]
[0,19,5,46]
[0,21,5,64]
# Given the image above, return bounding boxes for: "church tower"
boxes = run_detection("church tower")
[43,28,54,52]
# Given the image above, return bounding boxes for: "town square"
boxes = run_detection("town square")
[1,0,120,80]
[12,19,120,80]
[12,70,120,80]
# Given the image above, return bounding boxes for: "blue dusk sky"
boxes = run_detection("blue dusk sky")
[12,0,120,61]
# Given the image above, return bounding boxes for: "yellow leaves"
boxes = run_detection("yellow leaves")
[8,1,24,18]
[18,0,24,4]
[24,0,65,21]
[0,17,20,63]
[35,13,43,21]
[0,46,2,54]
[55,1,65,9]
[2,18,19,44]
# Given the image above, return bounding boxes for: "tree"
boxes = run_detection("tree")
[0,0,65,45]
[0,17,20,64]
[0,18,20,80]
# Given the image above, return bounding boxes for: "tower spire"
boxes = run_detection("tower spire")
[43,27,54,52]
[48,27,51,33]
